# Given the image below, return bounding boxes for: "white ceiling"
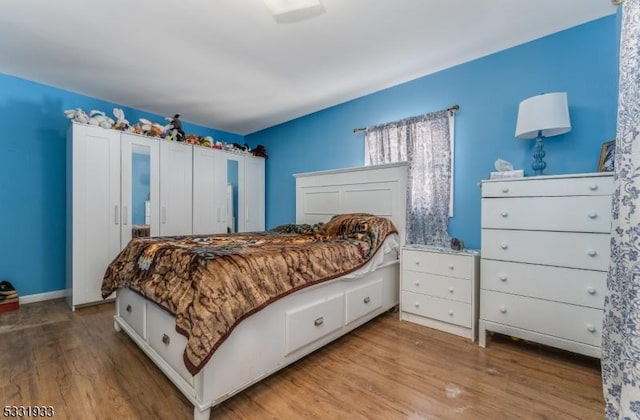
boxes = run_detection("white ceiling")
[0,1,616,135]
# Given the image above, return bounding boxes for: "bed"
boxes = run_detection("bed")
[105,162,407,420]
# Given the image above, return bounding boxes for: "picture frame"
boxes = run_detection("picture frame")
[598,140,615,172]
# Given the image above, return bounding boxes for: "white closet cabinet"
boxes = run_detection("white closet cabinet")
[160,141,193,236]
[193,147,227,234]
[121,133,160,245]
[243,156,266,232]
[66,123,121,310]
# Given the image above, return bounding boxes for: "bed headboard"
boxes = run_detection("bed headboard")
[294,162,408,245]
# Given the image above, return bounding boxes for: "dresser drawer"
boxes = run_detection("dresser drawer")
[402,270,471,303]
[481,260,606,309]
[401,291,471,328]
[285,293,344,355]
[402,249,472,279]
[481,229,610,271]
[147,303,194,387]
[345,279,382,325]
[117,288,146,339]
[482,175,613,198]
[482,196,611,233]
[480,290,602,347]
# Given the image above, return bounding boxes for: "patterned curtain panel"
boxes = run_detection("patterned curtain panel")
[602,1,640,417]
[365,110,452,246]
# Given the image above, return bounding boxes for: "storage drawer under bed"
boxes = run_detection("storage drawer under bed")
[117,288,147,339]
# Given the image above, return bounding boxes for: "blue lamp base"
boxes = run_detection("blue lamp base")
[532,135,546,176]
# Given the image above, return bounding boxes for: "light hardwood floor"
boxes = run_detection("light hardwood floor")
[1,300,603,419]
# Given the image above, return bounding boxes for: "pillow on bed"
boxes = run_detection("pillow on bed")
[270,222,325,234]
[315,213,397,255]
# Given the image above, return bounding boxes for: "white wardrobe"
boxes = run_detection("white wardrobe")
[66,123,265,310]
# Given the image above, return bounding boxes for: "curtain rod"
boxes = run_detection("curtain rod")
[352,104,459,134]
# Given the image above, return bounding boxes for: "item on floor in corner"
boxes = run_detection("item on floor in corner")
[252,144,268,158]
[0,280,19,314]
[515,92,572,176]
[450,237,465,251]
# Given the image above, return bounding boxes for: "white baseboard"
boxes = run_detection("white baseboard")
[19,289,67,305]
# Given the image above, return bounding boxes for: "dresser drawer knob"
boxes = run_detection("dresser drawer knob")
[501,187,509,193]
[589,184,599,191]
[587,250,597,257]
[500,243,508,250]
[448,310,454,316]
[587,287,596,295]
[126,304,132,313]
[314,317,324,326]
[499,275,507,282]
[587,325,596,333]
[162,334,170,345]
[363,296,371,304]
[588,211,598,219]
[448,287,454,293]
[414,281,420,287]
[414,302,420,308]
[499,306,507,314]
[500,211,509,218]
[448,264,454,270]
[415,260,420,265]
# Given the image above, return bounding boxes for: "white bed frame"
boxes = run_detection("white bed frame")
[112,162,407,419]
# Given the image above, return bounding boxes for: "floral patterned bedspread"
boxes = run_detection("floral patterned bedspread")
[102,213,397,375]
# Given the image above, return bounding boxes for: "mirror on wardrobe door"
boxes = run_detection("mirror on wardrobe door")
[131,144,151,238]
[227,159,239,233]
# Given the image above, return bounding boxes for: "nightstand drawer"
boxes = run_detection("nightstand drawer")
[481,229,610,271]
[482,175,613,198]
[482,195,611,233]
[402,270,471,303]
[481,260,605,309]
[402,249,472,279]
[480,290,603,347]
[402,291,471,328]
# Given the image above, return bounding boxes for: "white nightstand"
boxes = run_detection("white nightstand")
[400,246,480,340]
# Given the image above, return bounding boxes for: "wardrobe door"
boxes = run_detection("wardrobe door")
[160,141,193,236]
[243,156,265,232]
[121,133,160,247]
[67,124,120,309]
[193,147,226,235]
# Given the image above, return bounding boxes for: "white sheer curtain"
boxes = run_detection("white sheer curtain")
[365,110,454,246]
[602,1,640,418]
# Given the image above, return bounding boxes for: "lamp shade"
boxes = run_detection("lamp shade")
[515,92,571,139]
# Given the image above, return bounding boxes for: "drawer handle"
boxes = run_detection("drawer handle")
[448,310,454,316]
[126,304,132,313]
[587,287,596,295]
[587,250,597,257]
[499,275,507,282]
[162,334,170,345]
[414,281,420,287]
[415,260,420,265]
[499,306,507,314]
[588,211,598,219]
[589,184,599,191]
[501,187,509,193]
[500,243,508,250]
[314,317,324,326]
[448,264,454,270]
[500,211,509,218]
[414,302,420,308]
[587,325,596,333]
[448,287,454,293]
[363,296,371,304]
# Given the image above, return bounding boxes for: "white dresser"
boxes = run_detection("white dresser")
[479,173,613,358]
[400,246,480,340]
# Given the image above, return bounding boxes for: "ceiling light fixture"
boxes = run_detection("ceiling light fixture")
[264,0,325,23]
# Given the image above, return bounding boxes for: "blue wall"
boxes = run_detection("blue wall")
[0,74,243,296]
[248,16,619,250]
